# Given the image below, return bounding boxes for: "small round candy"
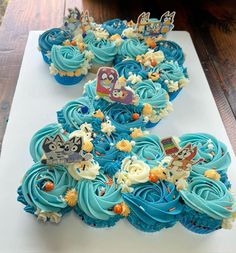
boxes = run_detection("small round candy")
[132,113,140,120]
[149,172,158,183]
[113,203,122,214]
[44,181,54,191]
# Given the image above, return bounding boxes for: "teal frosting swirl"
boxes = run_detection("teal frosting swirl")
[83,79,97,101]
[88,39,117,64]
[19,162,77,213]
[30,123,69,162]
[83,31,96,44]
[123,181,183,232]
[179,133,231,175]
[133,80,170,116]
[118,38,148,59]
[132,134,165,167]
[51,45,85,71]
[76,172,123,220]
[180,176,236,219]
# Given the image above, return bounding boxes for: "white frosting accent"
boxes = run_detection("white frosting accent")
[165,80,179,92]
[142,49,164,67]
[178,78,188,88]
[122,27,141,39]
[69,123,93,141]
[93,25,109,39]
[35,208,62,223]
[101,119,116,136]
[127,74,142,84]
[49,64,58,75]
[149,102,173,122]
[80,122,93,133]
[222,217,235,229]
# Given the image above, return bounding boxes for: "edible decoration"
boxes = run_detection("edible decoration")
[204,169,221,180]
[96,67,139,105]
[64,188,78,207]
[116,140,133,152]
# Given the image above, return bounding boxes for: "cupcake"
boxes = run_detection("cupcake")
[87,39,117,73]
[154,40,185,66]
[50,45,93,85]
[38,28,72,64]
[102,19,127,35]
[179,133,231,187]
[179,176,236,234]
[57,97,94,132]
[132,79,172,127]
[75,172,123,227]
[122,180,183,232]
[30,123,69,162]
[131,134,165,167]
[17,162,77,223]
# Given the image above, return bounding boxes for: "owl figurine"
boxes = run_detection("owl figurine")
[96,67,118,98]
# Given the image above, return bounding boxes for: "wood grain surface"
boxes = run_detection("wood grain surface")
[0,0,236,153]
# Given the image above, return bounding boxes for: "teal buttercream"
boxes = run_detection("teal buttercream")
[20,162,77,213]
[51,45,85,72]
[30,123,69,162]
[123,181,183,232]
[83,30,96,44]
[180,176,235,220]
[76,172,123,221]
[88,39,117,64]
[179,133,231,175]
[83,79,97,101]
[118,38,148,59]
[131,134,165,167]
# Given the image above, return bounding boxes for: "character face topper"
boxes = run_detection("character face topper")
[63,7,81,31]
[42,134,84,165]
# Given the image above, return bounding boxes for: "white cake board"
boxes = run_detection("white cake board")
[0,31,235,253]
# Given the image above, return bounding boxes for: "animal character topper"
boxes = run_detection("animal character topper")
[41,134,92,165]
[63,7,81,32]
[135,11,175,38]
[96,67,139,105]
[80,10,93,32]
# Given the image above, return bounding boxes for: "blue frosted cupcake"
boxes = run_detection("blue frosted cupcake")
[88,39,117,73]
[133,80,172,127]
[114,59,148,80]
[50,45,93,85]
[38,28,72,64]
[102,19,127,35]
[57,97,94,132]
[179,176,236,234]
[122,180,183,232]
[131,134,165,167]
[82,30,96,44]
[75,172,123,227]
[116,38,148,64]
[154,40,185,66]
[29,123,69,162]
[179,133,231,187]
[17,162,77,223]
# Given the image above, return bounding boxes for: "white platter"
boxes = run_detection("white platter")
[0,31,235,253]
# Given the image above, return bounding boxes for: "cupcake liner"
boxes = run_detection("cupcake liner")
[169,88,182,101]
[127,211,176,232]
[179,206,222,234]
[41,52,51,64]
[54,74,84,86]
[74,205,122,228]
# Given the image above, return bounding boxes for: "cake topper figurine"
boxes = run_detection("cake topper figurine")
[96,67,139,105]
[41,134,93,165]
[136,11,175,38]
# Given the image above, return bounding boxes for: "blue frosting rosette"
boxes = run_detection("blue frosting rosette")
[17,162,77,221]
[179,133,231,187]
[83,30,96,44]
[131,134,165,167]
[57,97,94,132]
[38,28,72,64]
[75,172,123,227]
[123,181,183,232]
[82,79,97,101]
[29,123,69,162]
[102,18,127,35]
[154,40,185,66]
[179,176,236,234]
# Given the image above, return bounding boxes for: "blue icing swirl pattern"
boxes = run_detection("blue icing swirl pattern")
[30,123,69,162]
[83,79,97,101]
[123,181,183,232]
[102,18,127,35]
[83,30,96,44]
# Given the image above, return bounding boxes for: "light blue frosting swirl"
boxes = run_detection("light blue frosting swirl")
[83,79,97,101]
[132,134,165,167]
[30,123,69,162]
[88,39,117,64]
[83,30,96,44]
[51,45,85,72]
[155,40,185,66]
[102,18,127,35]
[19,162,77,213]
[118,38,148,59]
[123,181,183,232]
[38,28,72,53]
[57,97,94,132]
[114,59,148,79]
[76,172,123,220]
[180,176,236,219]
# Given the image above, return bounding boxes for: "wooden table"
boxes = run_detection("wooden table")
[0,0,236,153]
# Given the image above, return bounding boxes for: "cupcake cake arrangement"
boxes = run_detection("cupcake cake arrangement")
[38,9,188,102]
[17,66,236,234]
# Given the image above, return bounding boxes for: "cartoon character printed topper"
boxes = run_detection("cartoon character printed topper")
[96,67,139,105]
[41,134,93,165]
[136,11,175,38]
